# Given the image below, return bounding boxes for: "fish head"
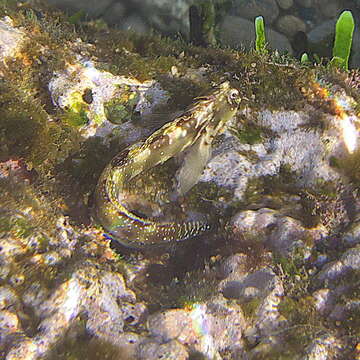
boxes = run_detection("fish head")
[206,81,241,136]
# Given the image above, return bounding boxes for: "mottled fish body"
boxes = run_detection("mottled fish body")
[94,81,240,247]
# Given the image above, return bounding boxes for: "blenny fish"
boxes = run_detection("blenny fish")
[94,81,241,247]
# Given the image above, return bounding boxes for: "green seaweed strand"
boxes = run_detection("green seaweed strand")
[255,16,267,53]
[330,10,355,70]
[300,53,310,64]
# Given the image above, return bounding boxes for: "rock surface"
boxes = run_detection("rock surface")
[218,15,293,54]
[234,0,280,25]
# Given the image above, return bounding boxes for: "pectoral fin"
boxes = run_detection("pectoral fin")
[176,132,211,196]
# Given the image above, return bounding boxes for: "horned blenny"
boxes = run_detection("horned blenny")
[94,81,241,247]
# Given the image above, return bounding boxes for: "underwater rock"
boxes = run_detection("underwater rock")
[218,256,285,348]
[312,288,335,315]
[315,245,360,286]
[49,61,168,139]
[343,219,360,245]
[0,249,149,358]
[234,0,280,25]
[318,0,341,19]
[0,286,19,312]
[230,208,326,255]
[123,0,193,35]
[138,340,188,360]
[219,15,293,54]
[119,14,149,34]
[216,253,249,281]
[200,93,358,205]
[276,0,294,10]
[100,3,127,27]
[220,265,283,303]
[5,338,38,360]
[309,243,360,351]
[303,334,344,360]
[147,296,245,359]
[295,0,314,8]
[276,15,307,37]
[0,189,148,358]
[36,265,144,352]
[0,310,21,345]
[0,17,24,61]
[115,332,146,359]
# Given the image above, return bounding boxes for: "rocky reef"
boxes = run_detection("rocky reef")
[45,0,360,69]
[0,1,360,359]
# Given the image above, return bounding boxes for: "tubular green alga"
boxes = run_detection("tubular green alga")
[300,53,309,64]
[331,10,355,70]
[255,16,266,53]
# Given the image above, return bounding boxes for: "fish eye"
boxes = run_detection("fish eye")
[228,89,240,103]
[229,89,239,99]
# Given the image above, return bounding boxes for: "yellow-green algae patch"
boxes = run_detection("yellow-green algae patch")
[60,91,90,128]
[0,78,80,175]
[104,85,140,124]
[0,181,61,296]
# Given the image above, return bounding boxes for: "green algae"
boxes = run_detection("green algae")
[337,148,360,188]
[241,165,346,231]
[61,109,89,128]
[0,210,61,295]
[45,332,127,360]
[62,137,112,193]
[0,212,35,238]
[300,53,310,64]
[229,123,264,145]
[0,9,80,175]
[174,273,219,309]
[334,268,360,337]
[104,100,131,124]
[61,92,90,128]
[274,255,330,357]
[186,180,232,211]
[330,11,355,71]
[146,264,221,310]
[255,16,266,54]
[68,10,86,25]
[0,95,79,173]
[271,245,357,357]
[104,86,140,124]
[274,248,309,285]
[242,166,298,206]
[240,297,262,319]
